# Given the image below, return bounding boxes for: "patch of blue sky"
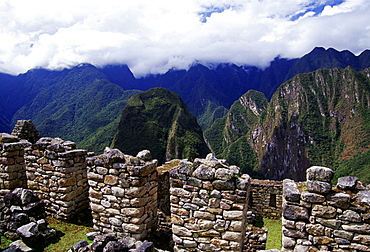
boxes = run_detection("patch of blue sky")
[289,0,345,21]
[198,5,232,23]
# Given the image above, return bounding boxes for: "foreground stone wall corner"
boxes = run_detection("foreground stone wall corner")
[0,133,31,195]
[87,148,158,240]
[169,153,251,252]
[282,166,370,251]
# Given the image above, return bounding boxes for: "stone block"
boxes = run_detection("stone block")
[306,224,325,236]
[358,190,370,207]
[311,205,337,218]
[282,236,296,248]
[306,166,334,182]
[339,210,361,222]
[283,204,309,220]
[222,231,242,242]
[301,191,325,203]
[194,211,215,220]
[306,180,332,194]
[215,168,235,181]
[212,180,235,190]
[353,234,370,245]
[342,223,370,234]
[316,217,341,229]
[223,210,244,220]
[327,192,350,209]
[192,164,215,180]
[283,179,300,202]
[282,227,307,238]
[172,225,192,237]
[312,236,334,245]
[337,176,358,190]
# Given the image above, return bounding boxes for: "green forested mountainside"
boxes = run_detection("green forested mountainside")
[112,88,210,164]
[204,90,268,171]
[208,67,370,183]
[9,64,141,153]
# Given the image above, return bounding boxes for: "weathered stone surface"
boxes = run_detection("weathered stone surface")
[311,205,337,218]
[282,236,296,248]
[172,225,192,237]
[333,230,354,240]
[342,223,370,234]
[301,191,325,203]
[136,150,151,161]
[212,180,235,190]
[316,217,341,229]
[306,166,334,182]
[223,210,244,220]
[337,176,358,190]
[282,227,307,238]
[222,231,242,242]
[306,224,325,236]
[312,236,334,245]
[358,190,370,207]
[353,234,370,245]
[327,192,350,209]
[192,164,215,180]
[194,211,215,220]
[283,204,309,220]
[214,168,235,181]
[283,179,300,202]
[306,180,332,194]
[339,209,361,222]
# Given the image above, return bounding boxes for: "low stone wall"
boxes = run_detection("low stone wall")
[250,179,283,220]
[169,154,251,252]
[282,166,370,251]
[87,149,158,240]
[244,225,268,252]
[0,133,31,195]
[24,137,89,221]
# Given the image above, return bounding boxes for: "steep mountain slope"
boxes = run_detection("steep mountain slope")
[112,88,210,164]
[11,64,141,153]
[250,67,370,182]
[204,90,268,176]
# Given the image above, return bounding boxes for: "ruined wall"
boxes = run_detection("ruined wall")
[169,154,251,252]
[25,137,89,221]
[87,149,158,240]
[0,133,30,194]
[250,179,283,220]
[282,166,370,251]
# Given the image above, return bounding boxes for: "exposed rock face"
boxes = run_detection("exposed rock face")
[112,87,210,165]
[250,67,370,181]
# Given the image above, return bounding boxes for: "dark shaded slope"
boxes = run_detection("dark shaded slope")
[112,87,210,164]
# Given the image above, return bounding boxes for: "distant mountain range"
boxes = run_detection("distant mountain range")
[1,47,370,181]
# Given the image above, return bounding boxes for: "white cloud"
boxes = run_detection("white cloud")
[0,0,369,76]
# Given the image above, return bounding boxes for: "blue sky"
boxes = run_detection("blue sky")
[0,0,369,77]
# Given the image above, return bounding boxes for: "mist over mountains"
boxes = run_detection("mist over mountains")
[1,47,370,181]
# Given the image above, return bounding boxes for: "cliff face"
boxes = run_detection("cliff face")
[250,67,370,181]
[112,87,210,164]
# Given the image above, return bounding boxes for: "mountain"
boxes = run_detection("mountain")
[111,87,210,164]
[209,67,370,182]
[2,64,141,153]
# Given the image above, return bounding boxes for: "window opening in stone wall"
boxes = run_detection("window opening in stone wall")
[269,193,276,207]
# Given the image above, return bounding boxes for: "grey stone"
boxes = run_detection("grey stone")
[294,245,309,252]
[212,180,235,190]
[283,204,309,220]
[103,241,128,252]
[283,179,301,202]
[333,230,354,240]
[339,210,361,222]
[311,205,337,218]
[282,236,296,248]
[301,191,325,203]
[353,234,370,245]
[306,166,334,182]
[215,168,235,181]
[337,176,358,190]
[316,217,341,229]
[7,240,33,252]
[235,175,250,190]
[71,240,89,252]
[327,192,350,209]
[358,190,370,207]
[192,164,215,180]
[342,223,370,234]
[136,150,152,161]
[306,180,332,194]
[282,227,307,238]
[136,240,154,252]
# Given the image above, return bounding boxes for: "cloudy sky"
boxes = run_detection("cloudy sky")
[0,0,369,77]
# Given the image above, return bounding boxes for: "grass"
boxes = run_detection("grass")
[0,216,94,252]
[263,218,282,250]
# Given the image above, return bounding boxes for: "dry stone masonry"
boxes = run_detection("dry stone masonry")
[250,179,282,220]
[87,148,158,240]
[169,154,251,252]
[0,133,31,194]
[282,166,370,251]
[11,120,41,144]
[24,137,89,221]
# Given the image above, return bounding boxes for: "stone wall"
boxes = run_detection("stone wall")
[250,179,283,220]
[0,133,31,195]
[282,166,370,251]
[11,120,41,144]
[87,148,158,240]
[169,154,251,252]
[24,137,89,221]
